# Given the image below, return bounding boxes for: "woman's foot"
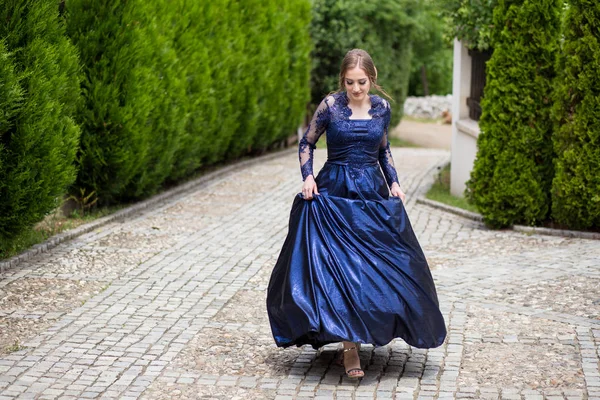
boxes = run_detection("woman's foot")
[342,341,364,379]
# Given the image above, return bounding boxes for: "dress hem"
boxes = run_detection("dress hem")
[274,331,446,351]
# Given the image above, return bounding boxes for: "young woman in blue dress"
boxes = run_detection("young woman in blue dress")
[267,49,446,380]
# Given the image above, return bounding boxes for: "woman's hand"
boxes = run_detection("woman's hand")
[302,175,319,200]
[390,182,406,202]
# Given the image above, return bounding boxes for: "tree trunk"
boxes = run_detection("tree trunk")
[420,65,430,96]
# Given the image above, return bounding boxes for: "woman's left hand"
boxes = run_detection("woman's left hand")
[390,182,406,203]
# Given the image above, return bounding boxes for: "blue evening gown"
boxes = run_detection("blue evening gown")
[266,92,446,350]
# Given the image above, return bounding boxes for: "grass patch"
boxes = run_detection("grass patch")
[4,340,26,354]
[0,204,123,261]
[426,164,479,213]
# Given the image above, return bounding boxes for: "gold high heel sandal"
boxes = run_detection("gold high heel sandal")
[342,345,364,379]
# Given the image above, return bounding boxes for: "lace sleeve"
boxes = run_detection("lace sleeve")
[378,100,400,187]
[299,97,331,180]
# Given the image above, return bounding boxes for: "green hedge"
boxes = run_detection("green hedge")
[127,4,188,199]
[66,0,186,202]
[310,0,420,125]
[68,0,311,203]
[0,1,81,246]
[466,0,561,228]
[551,0,600,230]
[170,0,312,179]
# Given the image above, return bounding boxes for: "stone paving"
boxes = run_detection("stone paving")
[0,148,599,400]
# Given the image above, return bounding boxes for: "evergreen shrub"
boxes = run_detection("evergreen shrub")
[0,1,81,247]
[244,0,312,153]
[465,0,561,228]
[66,0,186,203]
[165,1,220,179]
[310,0,420,125]
[169,0,311,175]
[126,5,188,199]
[68,0,311,200]
[551,0,600,230]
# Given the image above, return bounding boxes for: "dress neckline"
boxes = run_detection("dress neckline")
[338,92,382,121]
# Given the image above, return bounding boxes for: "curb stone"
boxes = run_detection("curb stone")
[513,224,600,241]
[417,196,600,241]
[416,197,484,223]
[0,148,296,274]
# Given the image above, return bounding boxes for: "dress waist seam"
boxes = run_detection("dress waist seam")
[325,160,378,167]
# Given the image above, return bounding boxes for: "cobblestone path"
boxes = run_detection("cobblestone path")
[0,148,599,400]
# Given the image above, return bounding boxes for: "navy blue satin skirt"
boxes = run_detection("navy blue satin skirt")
[266,162,446,349]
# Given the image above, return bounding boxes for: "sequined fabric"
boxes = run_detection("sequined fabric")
[298,92,399,187]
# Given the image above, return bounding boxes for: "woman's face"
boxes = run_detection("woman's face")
[344,66,371,102]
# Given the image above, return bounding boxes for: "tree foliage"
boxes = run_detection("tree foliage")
[409,0,453,96]
[0,1,81,245]
[440,0,498,50]
[551,0,600,229]
[66,0,185,202]
[466,0,561,228]
[310,0,420,125]
[167,0,312,179]
[67,0,312,203]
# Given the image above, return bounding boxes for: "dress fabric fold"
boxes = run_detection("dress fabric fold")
[266,92,447,350]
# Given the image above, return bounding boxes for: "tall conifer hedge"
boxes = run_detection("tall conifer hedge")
[66,0,185,203]
[551,0,600,230]
[0,1,81,244]
[169,0,311,179]
[68,0,311,202]
[126,6,188,199]
[466,0,561,228]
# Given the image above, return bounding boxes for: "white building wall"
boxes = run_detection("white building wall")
[450,39,480,198]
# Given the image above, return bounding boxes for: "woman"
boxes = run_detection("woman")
[266,49,446,379]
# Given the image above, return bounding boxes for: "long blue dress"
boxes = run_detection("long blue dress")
[266,92,446,350]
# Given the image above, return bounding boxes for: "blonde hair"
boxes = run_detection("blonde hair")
[337,49,393,101]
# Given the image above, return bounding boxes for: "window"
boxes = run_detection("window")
[467,49,493,121]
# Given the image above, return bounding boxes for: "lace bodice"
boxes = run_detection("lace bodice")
[299,92,399,187]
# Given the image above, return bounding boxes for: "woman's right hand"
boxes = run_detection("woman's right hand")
[302,175,319,200]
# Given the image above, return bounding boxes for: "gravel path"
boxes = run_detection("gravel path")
[391,120,452,150]
[0,148,598,400]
